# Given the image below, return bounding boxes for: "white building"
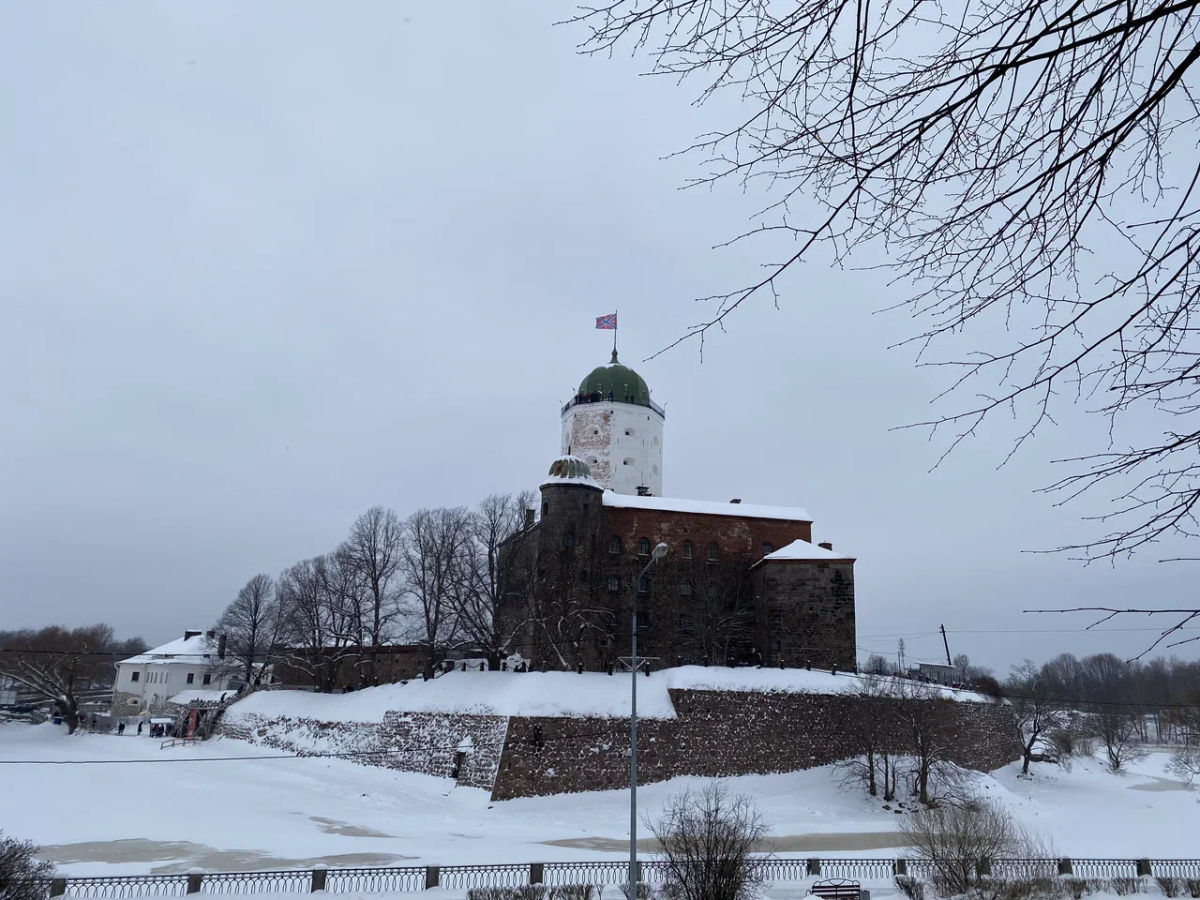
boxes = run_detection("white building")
[111,629,235,717]
[561,349,665,496]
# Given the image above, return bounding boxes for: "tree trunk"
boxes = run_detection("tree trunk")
[55,696,79,734]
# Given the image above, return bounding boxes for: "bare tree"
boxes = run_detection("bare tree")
[901,801,1037,896]
[452,492,536,670]
[837,673,899,800]
[400,507,473,673]
[576,0,1200,560]
[893,680,965,805]
[1167,689,1200,782]
[338,506,405,684]
[215,573,277,685]
[275,556,358,692]
[0,831,54,900]
[1082,652,1146,771]
[650,782,769,900]
[1006,661,1070,775]
[0,625,115,733]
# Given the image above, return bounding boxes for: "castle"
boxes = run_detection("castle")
[499,350,856,672]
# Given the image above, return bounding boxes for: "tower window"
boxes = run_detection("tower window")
[609,536,622,554]
[131,671,140,683]
[637,537,651,557]
[707,542,719,562]
[593,429,599,435]
[625,429,633,436]
[682,541,693,559]
[623,458,634,466]
[542,502,549,516]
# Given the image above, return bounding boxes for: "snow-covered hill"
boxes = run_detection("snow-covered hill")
[3,722,1196,877]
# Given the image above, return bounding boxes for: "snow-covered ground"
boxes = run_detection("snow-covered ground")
[3,722,1197,877]
[228,667,978,724]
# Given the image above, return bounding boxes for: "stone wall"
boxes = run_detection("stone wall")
[750,560,856,670]
[216,686,1020,802]
[218,710,509,790]
[491,687,1020,800]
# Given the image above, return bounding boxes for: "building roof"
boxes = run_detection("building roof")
[541,454,601,489]
[578,350,653,408]
[119,632,220,666]
[760,539,855,562]
[602,491,812,521]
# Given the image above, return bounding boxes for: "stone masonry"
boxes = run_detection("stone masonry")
[220,685,1020,801]
[490,688,1020,800]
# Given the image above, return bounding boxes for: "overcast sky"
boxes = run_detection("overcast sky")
[2,1,1196,673]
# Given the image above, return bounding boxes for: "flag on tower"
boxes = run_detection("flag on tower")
[595,313,617,330]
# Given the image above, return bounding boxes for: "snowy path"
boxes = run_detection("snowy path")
[3,723,1198,876]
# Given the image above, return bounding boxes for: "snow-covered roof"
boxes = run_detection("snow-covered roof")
[119,632,220,666]
[602,491,811,522]
[760,539,855,562]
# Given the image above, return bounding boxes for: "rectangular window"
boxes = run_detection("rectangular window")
[131,671,140,683]
[203,673,211,685]
[186,673,195,684]
[608,576,620,592]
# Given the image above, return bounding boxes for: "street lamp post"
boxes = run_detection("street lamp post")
[629,541,669,900]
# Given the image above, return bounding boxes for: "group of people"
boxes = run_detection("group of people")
[111,718,172,737]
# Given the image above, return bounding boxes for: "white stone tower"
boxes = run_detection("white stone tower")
[561,350,665,496]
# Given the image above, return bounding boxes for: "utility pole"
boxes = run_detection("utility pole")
[627,542,668,900]
[940,624,952,666]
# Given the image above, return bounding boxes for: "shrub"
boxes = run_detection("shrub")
[0,832,54,900]
[1109,878,1140,895]
[894,876,925,900]
[899,801,1031,896]
[1159,878,1184,898]
[1185,879,1200,898]
[651,782,768,900]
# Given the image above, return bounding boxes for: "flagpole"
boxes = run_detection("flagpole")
[614,308,618,356]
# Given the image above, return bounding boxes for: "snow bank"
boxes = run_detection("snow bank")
[227,666,984,725]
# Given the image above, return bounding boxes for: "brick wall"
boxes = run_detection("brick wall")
[491,688,1019,800]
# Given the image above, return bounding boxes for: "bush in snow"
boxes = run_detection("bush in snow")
[0,832,54,900]
[650,781,768,900]
[894,876,925,900]
[899,800,1046,897]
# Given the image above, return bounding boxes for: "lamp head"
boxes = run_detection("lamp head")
[651,542,669,560]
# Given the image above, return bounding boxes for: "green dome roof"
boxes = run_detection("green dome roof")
[578,350,652,407]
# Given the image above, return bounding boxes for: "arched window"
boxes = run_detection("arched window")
[609,535,622,554]
[762,542,775,555]
[682,540,693,559]
[637,575,650,594]
[637,537,651,556]
[706,542,719,562]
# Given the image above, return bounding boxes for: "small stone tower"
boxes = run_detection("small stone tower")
[533,455,606,667]
[561,350,665,496]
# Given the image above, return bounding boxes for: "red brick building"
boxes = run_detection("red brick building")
[499,354,856,671]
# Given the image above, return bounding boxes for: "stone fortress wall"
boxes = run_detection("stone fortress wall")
[218,683,1021,801]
